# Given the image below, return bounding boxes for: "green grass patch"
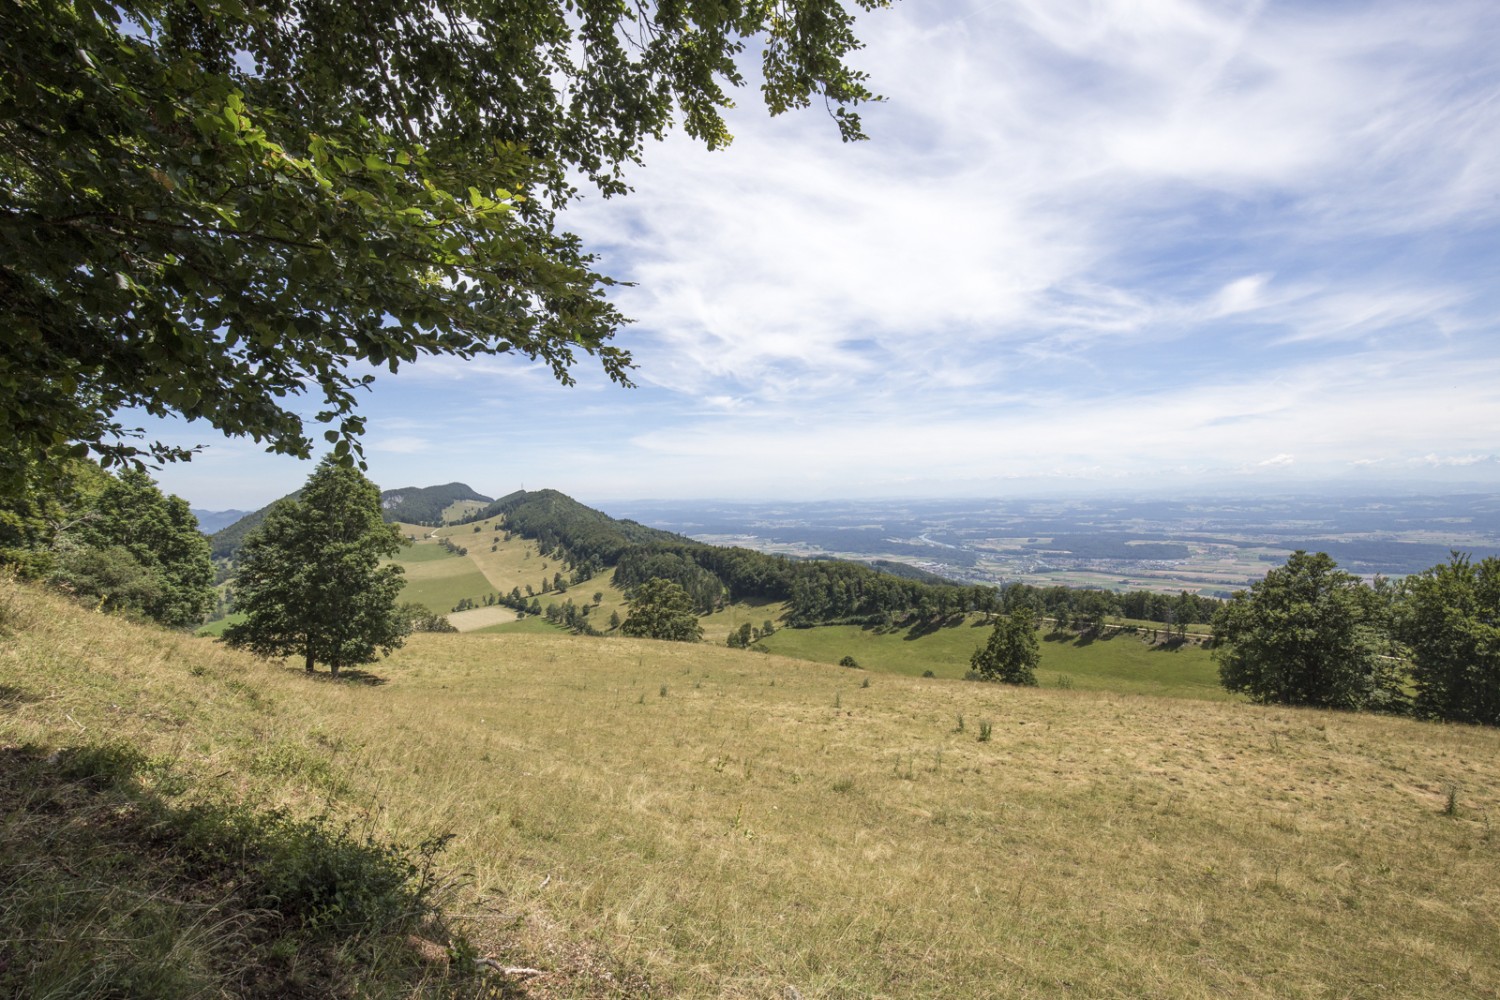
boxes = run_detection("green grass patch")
[398,571,497,614]
[392,542,462,564]
[196,612,245,637]
[470,616,566,635]
[759,616,1227,699]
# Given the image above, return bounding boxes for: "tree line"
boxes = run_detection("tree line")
[1212,550,1500,726]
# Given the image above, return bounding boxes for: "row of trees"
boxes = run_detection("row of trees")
[1213,550,1500,726]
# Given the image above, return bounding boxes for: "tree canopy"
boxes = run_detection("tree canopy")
[222,459,408,675]
[59,468,215,628]
[970,608,1040,686]
[621,577,703,643]
[0,460,213,627]
[1395,553,1500,726]
[0,0,885,493]
[1213,550,1402,711]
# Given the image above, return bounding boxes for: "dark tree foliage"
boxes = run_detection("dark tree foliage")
[222,459,408,675]
[1213,551,1403,711]
[0,458,108,577]
[971,608,1040,685]
[0,461,212,628]
[1395,553,1500,726]
[378,484,491,526]
[621,577,702,643]
[62,468,215,628]
[1,0,885,492]
[613,549,725,613]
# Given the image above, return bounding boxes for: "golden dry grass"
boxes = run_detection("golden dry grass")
[425,518,629,625]
[3,576,1498,998]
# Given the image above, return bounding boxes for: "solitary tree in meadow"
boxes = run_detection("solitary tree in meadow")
[223,459,409,676]
[971,608,1040,685]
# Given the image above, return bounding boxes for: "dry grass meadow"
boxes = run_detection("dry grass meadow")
[4,575,1499,998]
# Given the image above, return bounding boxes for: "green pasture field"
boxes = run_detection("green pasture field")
[195,612,244,637]
[471,615,566,635]
[440,499,489,523]
[697,597,788,643]
[392,540,460,563]
[759,616,1229,700]
[398,571,499,614]
[6,575,1498,999]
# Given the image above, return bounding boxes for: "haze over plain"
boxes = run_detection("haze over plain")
[144,0,1500,510]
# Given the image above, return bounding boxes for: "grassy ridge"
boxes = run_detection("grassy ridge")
[4,577,1499,997]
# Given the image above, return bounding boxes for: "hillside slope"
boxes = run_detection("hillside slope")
[210,482,491,559]
[4,576,1499,998]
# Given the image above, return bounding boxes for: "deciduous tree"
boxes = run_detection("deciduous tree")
[222,459,408,675]
[1,0,884,492]
[1395,553,1500,726]
[621,577,702,643]
[1213,551,1402,711]
[970,608,1040,685]
[63,468,215,628]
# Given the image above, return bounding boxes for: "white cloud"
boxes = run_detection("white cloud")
[140,0,1500,508]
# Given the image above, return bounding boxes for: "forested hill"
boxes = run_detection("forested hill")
[465,490,1021,626]
[210,482,490,559]
[209,492,300,560]
[378,483,491,525]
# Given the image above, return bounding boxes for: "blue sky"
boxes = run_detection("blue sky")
[148,0,1500,511]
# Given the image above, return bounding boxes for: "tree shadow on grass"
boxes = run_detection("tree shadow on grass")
[0,743,521,999]
[902,614,966,641]
[0,684,40,710]
[1043,628,1102,648]
[279,666,388,686]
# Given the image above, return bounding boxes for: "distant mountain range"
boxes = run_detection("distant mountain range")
[191,509,252,534]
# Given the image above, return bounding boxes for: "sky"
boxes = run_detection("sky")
[146,0,1500,511]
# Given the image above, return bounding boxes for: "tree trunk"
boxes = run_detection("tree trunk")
[330,661,340,677]
[305,649,315,673]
